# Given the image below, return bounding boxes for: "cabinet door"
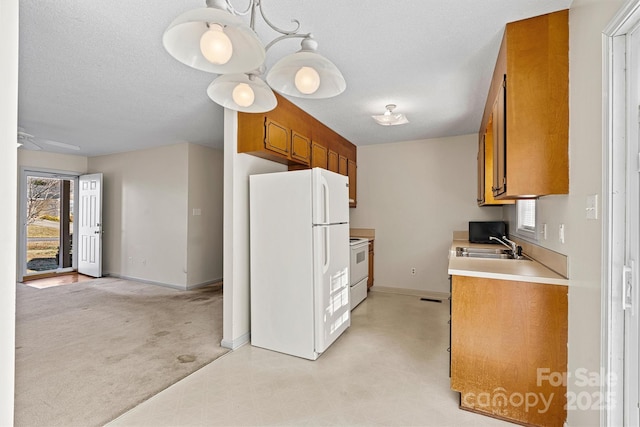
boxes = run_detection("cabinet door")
[477,136,485,205]
[347,159,357,206]
[291,131,311,165]
[327,150,338,172]
[492,76,506,197]
[264,118,290,157]
[338,155,348,176]
[451,275,567,426]
[311,142,328,169]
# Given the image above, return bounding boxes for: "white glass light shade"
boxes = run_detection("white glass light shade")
[232,83,255,107]
[207,74,277,113]
[371,113,409,126]
[294,66,321,94]
[163,7,265,74]
[372,105,409,126]
[199,24,233,64]
[266,39,346,99]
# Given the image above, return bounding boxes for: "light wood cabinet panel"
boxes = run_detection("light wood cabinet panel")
[311,142,328,169]
[327,150,338,172]
[264,118,290,157]
[477,108,513,206]
[238,93,358,205]
[477,136,485,205]
[492,80,506,197]
[479,9,568,199]
[338,155,348,176]
[347,159,356,207]
[450,275,567,426]
[291,131,311,165]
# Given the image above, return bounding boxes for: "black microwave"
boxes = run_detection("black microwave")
[468,221,507,244]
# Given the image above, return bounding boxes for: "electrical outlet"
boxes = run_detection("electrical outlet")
[411,267,416,275]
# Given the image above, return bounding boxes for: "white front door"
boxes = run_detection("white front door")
[77,173,102,277]
[626,26,640,424]
[604,7,640,424]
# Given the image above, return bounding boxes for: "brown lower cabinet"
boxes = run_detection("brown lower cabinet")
[450,275,567,426]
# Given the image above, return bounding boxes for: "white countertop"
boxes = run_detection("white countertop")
[447,240,568,286]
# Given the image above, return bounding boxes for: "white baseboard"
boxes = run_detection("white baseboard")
[371,286,450,300]
[186,278,223,290]
[221,332,250,350]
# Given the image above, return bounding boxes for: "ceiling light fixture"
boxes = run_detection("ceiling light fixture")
[372,104,409,126]
[163,0,346,113]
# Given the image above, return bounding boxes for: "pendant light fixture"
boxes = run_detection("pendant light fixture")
[206,73,277,113]
[266,37,346,99]
[372,104,409,126]
[163,0,346,113]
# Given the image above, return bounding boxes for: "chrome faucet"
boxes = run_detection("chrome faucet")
[489,235,522,258]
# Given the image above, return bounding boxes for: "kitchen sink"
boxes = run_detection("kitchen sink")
[456,247,510,254]
[455,247,530,260]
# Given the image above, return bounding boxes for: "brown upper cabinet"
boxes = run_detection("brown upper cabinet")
[477,105,514,206]
[478,9,569,200]
[291,131,311,165]
[327,149,339,172]
[237,93,358,207]
[238,113,311,166]
[311,142,328,169]
[338,155,348,176]
[264,118,290,157]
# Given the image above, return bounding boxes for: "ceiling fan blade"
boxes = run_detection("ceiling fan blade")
[18,139,43,151]
[39,138,81,151]
[17,130,35,139]
[17,128,81,151]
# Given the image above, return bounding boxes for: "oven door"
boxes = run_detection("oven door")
[349,242,369,285]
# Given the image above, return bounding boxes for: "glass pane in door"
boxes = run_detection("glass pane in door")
[25,175,74,275]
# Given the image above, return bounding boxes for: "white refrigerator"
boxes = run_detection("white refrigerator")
[249,168,350,360]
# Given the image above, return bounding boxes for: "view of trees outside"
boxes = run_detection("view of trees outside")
[26,177,74,274]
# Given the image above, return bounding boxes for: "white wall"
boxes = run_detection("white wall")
[0,0,18,423]
[88,144,190,288]
[186,143,224,287]
[503,1,623,424]
[222,109,286,349]
[350,134,503,294]
[18,150,88,174]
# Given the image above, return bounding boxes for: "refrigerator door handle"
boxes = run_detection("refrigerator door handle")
[323,226,330,274]
[320,175,330,224]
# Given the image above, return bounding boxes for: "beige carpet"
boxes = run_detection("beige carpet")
[15,277,228,427]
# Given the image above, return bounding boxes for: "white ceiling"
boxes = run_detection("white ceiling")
[17,0,573,157]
